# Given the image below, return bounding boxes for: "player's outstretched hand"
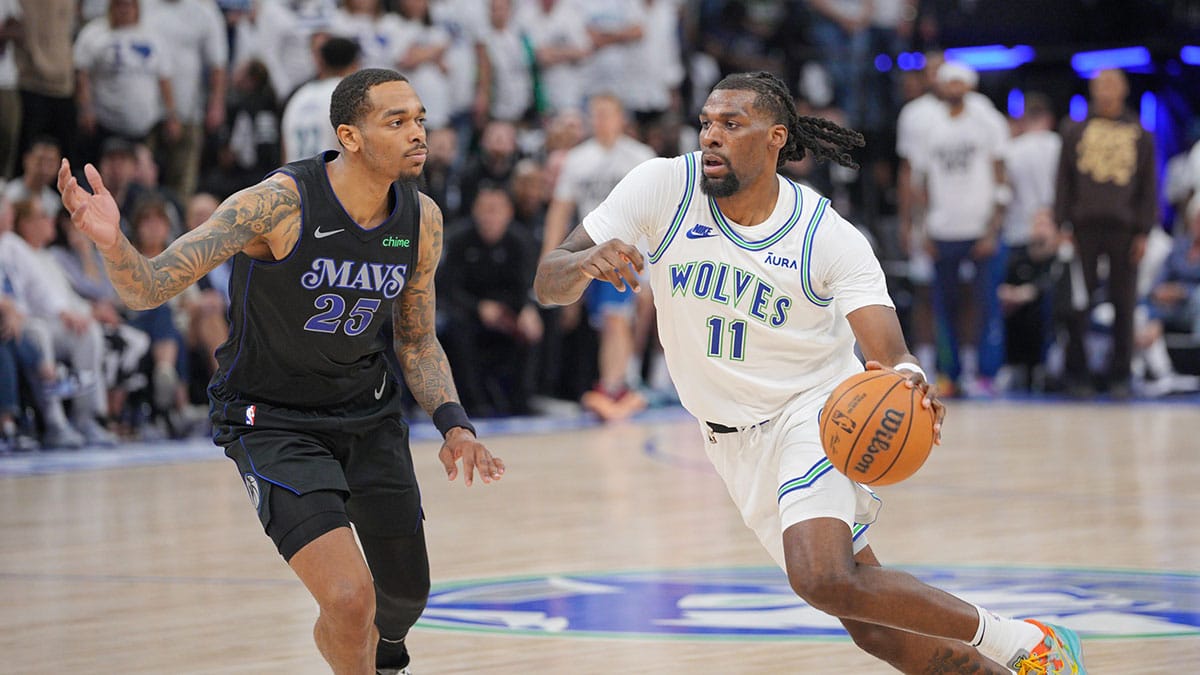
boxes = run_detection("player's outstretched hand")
[865,360,946,445]
[579,239,644,293]
[439,428,505,486]
[57,159,122,250]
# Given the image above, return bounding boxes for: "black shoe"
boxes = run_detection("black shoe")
[1109,381,1133,401]
[1066,381,1094,399]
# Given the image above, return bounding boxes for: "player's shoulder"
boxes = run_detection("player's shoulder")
[789,181,863,244]
[783,177,832,221]
[627,152,696,187]
[416,190,441,221]
[245,172,304,206]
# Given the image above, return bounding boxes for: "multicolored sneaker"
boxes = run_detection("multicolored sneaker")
[1010,620,1086,674]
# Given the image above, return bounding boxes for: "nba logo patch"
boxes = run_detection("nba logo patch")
[245,404,256,426]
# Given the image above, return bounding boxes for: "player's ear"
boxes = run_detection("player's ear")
[769,123,788,153]
[336,124,362,154]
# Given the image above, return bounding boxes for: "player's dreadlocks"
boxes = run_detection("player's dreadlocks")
[712,71,865,170]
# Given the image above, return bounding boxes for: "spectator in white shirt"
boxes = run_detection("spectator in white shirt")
[394,0,453,130]
[1002,92,1061,255]
[238,0,337,101]
[5,135,63,220]
[477,0,532,123]
[12,197,117,446]
[144,0,229,199]
[74,0,181,165]
[910,62,1010,395]
[581,0,643,105]
[331,0,406,70]
[541,93,655,420]
[625,0,684,128]
[517,0,591,115]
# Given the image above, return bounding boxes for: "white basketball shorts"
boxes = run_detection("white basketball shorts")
[699,390,882,570]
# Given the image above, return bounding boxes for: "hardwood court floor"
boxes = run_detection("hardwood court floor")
[1,400,1198,674]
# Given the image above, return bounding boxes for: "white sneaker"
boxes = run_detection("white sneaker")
[43,421,85,450]
[73,416,118,447]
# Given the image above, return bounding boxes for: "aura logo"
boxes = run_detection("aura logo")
[418,566,1200,640]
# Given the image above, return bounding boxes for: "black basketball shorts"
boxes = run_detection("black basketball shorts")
[209,382,423,560]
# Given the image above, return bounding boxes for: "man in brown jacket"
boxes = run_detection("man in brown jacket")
[1055,68,1158,398]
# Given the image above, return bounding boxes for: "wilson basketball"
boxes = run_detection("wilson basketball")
[819,370,936,486]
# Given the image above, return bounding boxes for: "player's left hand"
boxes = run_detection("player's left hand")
[865,360,946,445]
[439,427,505,486]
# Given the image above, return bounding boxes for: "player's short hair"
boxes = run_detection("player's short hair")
[330,68,410,131]
[712,71,864,169]
[1023,92,1054,121]
[320,37,361,72]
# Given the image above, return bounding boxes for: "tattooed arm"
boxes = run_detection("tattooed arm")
[58,160,299,310]
[393,192,462,413]
[396,193,505,486]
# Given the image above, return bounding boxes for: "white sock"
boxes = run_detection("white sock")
[969,605,1044,669]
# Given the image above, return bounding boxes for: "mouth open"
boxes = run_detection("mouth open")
[702,154,728,176]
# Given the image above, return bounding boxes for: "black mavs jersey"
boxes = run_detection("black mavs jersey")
[211,151,420,409]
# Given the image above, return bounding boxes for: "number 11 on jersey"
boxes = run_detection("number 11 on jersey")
[706,316,747,361]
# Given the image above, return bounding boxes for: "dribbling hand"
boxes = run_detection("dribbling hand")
[439,427,506,486]
[865,360,946,445]
[57,159,122,251]
[580,239,645,293]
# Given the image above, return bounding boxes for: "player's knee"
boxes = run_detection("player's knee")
[376,586,428,630]
[845,621,902,662]
[787,568,858,617]
[319,576,377,630]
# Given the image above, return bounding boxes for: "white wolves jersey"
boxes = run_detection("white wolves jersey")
[582,152,894,426]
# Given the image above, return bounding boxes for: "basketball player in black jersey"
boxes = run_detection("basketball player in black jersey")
[57,69,503,675]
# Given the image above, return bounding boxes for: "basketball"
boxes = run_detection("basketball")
[819,370,936,486]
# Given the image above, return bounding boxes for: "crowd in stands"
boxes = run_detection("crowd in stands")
[0,0,1197,453]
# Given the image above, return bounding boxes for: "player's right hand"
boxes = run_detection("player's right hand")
[58,159,122,251]
[439,427,505,487]
[580,239,644,293]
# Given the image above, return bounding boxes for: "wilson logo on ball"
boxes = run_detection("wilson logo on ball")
[853,408,905,474]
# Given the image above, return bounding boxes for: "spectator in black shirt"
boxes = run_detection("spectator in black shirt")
[438,185,542,416]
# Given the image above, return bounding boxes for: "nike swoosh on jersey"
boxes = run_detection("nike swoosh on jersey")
[314,227,345,239]
[374,374,387,400]
[685,224,717,239]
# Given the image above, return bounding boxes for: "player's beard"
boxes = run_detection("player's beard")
[700,170,741,198]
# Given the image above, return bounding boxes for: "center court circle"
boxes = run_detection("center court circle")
[417,566,1200,640]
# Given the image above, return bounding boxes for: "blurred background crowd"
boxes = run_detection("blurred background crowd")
[1,0,1199,453]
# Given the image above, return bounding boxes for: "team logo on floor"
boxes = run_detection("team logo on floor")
[419,566,1200,639]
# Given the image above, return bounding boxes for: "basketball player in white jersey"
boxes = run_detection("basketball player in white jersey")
[534,72,1085,674]
[280,37,362,164]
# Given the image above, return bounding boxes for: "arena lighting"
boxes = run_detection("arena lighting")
[1182,46,1200,65]
[1070,94,1088,122]
[874,53,893,72]
[1008,89,1025,118]
[895,52,925,71]
[1140,91,1157,132]
[943,45,1035,71]
[1071,46,1151,75]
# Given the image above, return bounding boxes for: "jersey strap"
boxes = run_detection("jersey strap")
[798,195,833,307]
[648,152,698,265]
